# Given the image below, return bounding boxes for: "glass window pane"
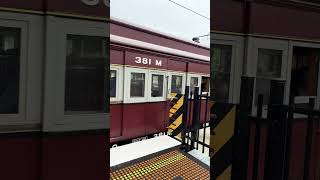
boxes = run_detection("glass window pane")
[212,74,230,102]
[201,76,210,93]
[0,27,20,114]
[151,74,164,97]
[190,77,198,94]
[257,49,282,78]
[211,44,232,102]
[171,75,182,94]
[65,35,107,114]
[110,70,116,98]
[290,47,319,97]
[130,72,145,97]
[254,78,271,106]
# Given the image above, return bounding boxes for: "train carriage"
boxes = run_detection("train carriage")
[110,18,210,144]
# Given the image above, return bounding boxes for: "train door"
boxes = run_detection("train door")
[110,48,125,142]
[145,70,167,134]
[122,67,148,138]
[110,64,123,139]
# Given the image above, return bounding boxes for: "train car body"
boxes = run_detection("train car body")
[0,1,109,180]
[211,1,320,179]
[110,18,210,144]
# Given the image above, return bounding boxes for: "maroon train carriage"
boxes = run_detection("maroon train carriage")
[110,18,210,145]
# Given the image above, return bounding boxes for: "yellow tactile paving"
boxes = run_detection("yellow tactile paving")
[110,149,209,179]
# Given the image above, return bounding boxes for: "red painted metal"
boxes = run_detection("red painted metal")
[111,21,209,57]
[110,104,122,138]
[47,0,108,18]
[110,19,210,143]
[188,62,210,74]
[212,0,320,41]
[211,0,246,33]
[125,51,168,70]
[0,136,41,180]
[168,59,187,72]
[0,0,43,11]
[42,133,108,180]
[0,0,109,18]
[287,120,308,180]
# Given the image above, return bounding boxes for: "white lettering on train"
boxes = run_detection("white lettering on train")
[132,136,148,143]
[81,0,109,7]
[155,60,162,66]
[134,56,163,67]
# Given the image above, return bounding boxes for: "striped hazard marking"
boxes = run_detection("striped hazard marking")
[168,93,185,136]
[210,103,237,180]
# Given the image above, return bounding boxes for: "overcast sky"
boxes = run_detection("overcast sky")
[110,0,210,47]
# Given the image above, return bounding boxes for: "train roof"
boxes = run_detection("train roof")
[110,17,210,49]
[110,17,210,62]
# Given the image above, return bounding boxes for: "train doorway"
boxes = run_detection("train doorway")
[290,46,320,108]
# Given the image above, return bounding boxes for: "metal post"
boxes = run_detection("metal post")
[252,94,263,180]
[283,95,295,180]
[190,87,200,151]
[264,80,287,180]
[202,93,209,153]
[231,76,254,180]
[180,86,189,151]
[303,98,315,180]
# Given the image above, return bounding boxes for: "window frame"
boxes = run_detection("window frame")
[187,73,202,95]
[211,35,244,103]
[0,14,44,129]
[167,71,186,98]
[247,37,289,116]
[43,16,109,132]
[0,19,27,123]
[110,65,123,103]
[288,41,320,109]
[148,70,167,102]
[123,67,148,103]
[201,75,211,95]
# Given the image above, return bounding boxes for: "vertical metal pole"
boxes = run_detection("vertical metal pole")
[191,87,200,151]
[187,91,193,147]
[181,86,189,149]
[203,93,209,153]
[284,95,295,180]
[196,89,203,150]
[232,76,254,180]
[252,94,263,180]
[264,80,287,180]
[303,98,315,180]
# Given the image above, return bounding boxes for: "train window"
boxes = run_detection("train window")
[257,49,282,78]
[171,75,183,94]
[254,49,283,107]
[0,27,20,114]
[65,35,107,114]
[201,76,210,93]
[130,72,145,97]
[151,74,164,97]
[211,45,232,102]
[190,77,199,94]
[290,47,320,106]
[110,70,117,98]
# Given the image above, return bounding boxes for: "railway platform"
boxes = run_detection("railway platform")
[110,135,210,179]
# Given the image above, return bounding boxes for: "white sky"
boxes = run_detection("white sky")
[110,0,210,47]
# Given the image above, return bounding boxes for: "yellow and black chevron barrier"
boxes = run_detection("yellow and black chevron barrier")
[167,93,185,136]
[210,102,237,180]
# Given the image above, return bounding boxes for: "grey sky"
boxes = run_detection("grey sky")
[111,0,210,47]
